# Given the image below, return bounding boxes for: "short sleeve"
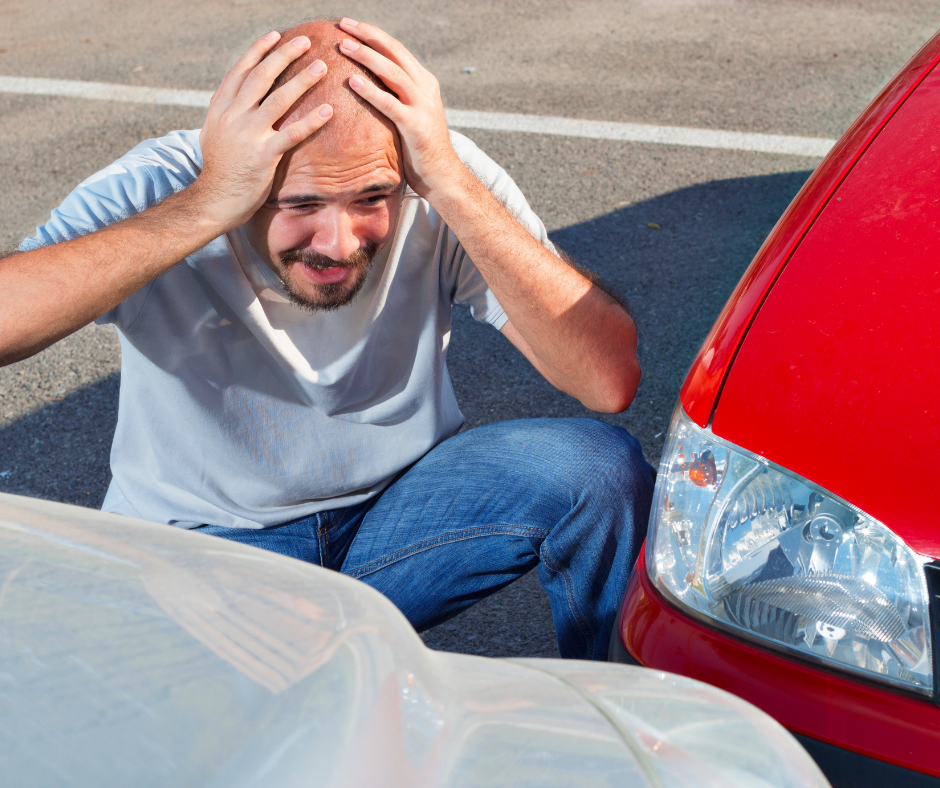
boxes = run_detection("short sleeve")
[17,129,203,331]
[440,131,556,330]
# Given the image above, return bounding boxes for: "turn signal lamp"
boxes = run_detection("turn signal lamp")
[647,407,933,695]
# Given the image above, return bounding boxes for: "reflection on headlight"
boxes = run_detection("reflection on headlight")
[648,407,933,695]
[727,574,904,642]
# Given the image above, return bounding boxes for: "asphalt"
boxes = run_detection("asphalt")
[1,0,937,658]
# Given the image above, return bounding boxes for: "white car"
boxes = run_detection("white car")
[0,493,828,787]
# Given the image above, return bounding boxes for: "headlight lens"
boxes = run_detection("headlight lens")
[648,407,933,695]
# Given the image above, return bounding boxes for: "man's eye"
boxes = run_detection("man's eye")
[361,195,388,206]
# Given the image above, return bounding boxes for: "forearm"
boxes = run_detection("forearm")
[0,31,334,368]
[427,162,640,413]
[0,183,226,366]
[334,19,639,411]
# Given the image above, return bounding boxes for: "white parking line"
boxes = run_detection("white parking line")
[0,76,211,108]
[444,109,835,157]
[1,75,835,157]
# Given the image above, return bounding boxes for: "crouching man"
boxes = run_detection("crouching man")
[0,19,654,659]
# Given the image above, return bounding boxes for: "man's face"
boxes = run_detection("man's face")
[246,120,403,311]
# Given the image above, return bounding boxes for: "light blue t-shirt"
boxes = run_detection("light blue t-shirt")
[21,129,554,529]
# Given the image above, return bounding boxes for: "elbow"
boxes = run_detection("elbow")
[583,356,641,414]
[585,317,641,413]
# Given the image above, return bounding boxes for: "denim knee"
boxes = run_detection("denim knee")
[545,418,653,498]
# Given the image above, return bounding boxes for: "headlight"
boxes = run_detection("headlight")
[648,407,933,695]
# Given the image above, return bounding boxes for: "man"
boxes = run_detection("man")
[0,19,654,660]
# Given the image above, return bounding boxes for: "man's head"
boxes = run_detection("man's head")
[245,20,403,312]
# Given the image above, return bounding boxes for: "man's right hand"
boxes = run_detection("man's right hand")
[194,31,333,232]
[0,30,332,367]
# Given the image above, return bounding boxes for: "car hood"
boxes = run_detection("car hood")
[711,63,940,560]
[0,493,825,788]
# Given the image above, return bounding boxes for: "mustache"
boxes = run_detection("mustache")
[280,242,378,271]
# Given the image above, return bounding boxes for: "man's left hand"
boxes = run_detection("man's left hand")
[339,18,640,415]
[338,18,464,200]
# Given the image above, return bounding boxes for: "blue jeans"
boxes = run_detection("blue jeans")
[196,418,655,660]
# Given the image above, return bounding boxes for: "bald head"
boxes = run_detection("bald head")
[269,19,396,147]
[247,19,405,300]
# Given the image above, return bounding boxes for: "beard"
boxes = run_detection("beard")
[278,242,378,312]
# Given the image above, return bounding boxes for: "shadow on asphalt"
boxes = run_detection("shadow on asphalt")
[445,168,814,463]
[0,374,119,508]
[0,169,812,655]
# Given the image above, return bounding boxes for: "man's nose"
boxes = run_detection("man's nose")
[311,211,361,263]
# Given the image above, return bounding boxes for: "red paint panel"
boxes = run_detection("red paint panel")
[711,64,940,558]
[680,30,940,428]
[619,552,940,777]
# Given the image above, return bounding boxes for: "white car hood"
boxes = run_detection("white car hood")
[0,493,827,788]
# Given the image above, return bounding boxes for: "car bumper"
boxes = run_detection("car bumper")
[613,550,940,785]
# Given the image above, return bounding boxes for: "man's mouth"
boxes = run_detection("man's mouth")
[298,263,352,285]
[278,241,379,298]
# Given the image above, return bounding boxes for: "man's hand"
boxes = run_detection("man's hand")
[0,31,335,367]
[195,31,334,232]
[337,18,464,200]
[336,19,641,413]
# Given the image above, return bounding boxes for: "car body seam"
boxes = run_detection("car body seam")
[508,660,666,788]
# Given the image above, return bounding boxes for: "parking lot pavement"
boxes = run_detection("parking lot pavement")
[1,0,937,658]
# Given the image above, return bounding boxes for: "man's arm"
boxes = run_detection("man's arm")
[337,19,640,414]
[1,193,225,365]
[0,31,334,367]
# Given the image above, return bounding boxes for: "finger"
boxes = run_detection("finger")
[213,31,281,107]
[339,39,414,98]
[233,35,312,111]
[348,74,406,125]
[258,59,328,124]
[208,71,227,104]
[338,18,425,79]
[270,103,334,154]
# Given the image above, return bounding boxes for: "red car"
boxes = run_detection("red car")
[610,27,940,788]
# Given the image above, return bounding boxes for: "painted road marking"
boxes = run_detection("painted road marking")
[0,76,211,108]
[0,75,836,157]
[444,109,834,157]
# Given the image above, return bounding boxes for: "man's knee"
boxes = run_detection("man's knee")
[450,417,654,510]
[541,418,653,497]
